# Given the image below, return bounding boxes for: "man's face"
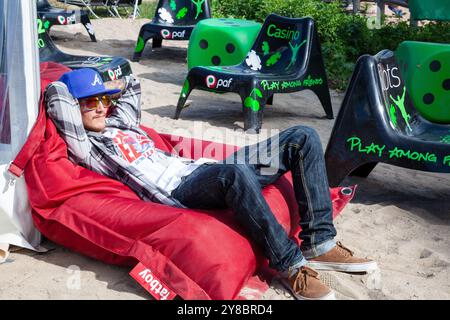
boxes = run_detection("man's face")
[78,95,112,132]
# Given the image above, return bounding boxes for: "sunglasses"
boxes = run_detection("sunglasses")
[79,95,113,112]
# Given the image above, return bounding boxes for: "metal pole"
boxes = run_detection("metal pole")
[82,0,100,19]
[376,0,385,26]
[353,0,360,14]
[132,0,138,19]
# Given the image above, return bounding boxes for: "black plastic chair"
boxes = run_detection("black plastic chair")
[175,14,333,132]
[132,0,211,62]
[325,49,450,187]
[37,19,132,82]
[37,0,97,42]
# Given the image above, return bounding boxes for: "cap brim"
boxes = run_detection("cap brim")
[76,88,122,99]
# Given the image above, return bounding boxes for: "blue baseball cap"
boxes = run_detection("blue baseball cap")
[59,68,121,99]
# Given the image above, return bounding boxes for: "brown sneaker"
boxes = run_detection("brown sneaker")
[307,241,378,273]
[280,266,335,300]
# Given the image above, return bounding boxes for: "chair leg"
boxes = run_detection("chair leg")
[305,26,334,119]
[106,1,117,18]
[325,145,378,187]
[152,37,163,49]
[80,0,100,19]
[113,6,122,19]
[325,155,356,188]
[132,32,154,62]
[174,78,194,119]
[311,83,333,119]
[133,0,139,19]
[326,166,350,188]
[266,94,274,106]
[241,89,265,133]
[349,162,378,178]
[80,16,96,42]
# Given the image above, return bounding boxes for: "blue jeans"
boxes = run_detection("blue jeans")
[171,125,337,272]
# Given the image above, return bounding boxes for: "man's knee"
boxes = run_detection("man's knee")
[286,125,322,147]
[218,164,255,184]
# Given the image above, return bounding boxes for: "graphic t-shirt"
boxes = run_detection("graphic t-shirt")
[103,128,214,193]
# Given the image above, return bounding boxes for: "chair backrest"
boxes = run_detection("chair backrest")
[374,49,419,134]
[396,41,450,124]
[37,18,62,61]
[243,14,314,75]
[409,0,450,21]
[153,0,211,26]
[37,0,52,10]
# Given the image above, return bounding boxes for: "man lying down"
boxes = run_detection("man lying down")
[46,68,377,300]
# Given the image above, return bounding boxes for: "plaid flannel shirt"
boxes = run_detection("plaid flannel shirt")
[45,75,185,208]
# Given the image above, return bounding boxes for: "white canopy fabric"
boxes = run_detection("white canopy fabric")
[0,0,43,261]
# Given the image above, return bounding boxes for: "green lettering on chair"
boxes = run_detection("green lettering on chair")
[444,155,450,166]
[266,24,300,41]
[346,136,439,163]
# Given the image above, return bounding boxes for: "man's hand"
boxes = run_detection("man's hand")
[104,78,126,99]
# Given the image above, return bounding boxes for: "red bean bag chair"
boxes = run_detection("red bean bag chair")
[12,62,354,300]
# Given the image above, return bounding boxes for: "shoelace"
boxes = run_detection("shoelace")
[290,266,319,293]
[336,241,354,257]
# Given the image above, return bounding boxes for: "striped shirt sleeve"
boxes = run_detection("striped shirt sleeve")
[106,75,142,128]
[45,81,93,164]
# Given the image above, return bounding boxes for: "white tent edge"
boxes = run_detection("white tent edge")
[1,0,44,261]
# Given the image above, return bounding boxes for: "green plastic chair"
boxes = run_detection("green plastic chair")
[409,0,450,21]
[132,0,211,62]
[187,18,261,70]
[175,14,333,132]
[396,41,450,124]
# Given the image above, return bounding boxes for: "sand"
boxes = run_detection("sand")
[0,10,449,300]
